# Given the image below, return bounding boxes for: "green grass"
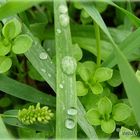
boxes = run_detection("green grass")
[0,0,140,139]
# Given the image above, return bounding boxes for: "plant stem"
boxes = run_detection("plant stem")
[0,114,17,118]
[94,22,101,67]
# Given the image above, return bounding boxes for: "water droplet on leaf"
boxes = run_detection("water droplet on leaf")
[65,119,75,129]
[56,29,62,34]
[41,68,46,73]
[48,73,51,77]
[39,52,48,60]
[61,56,77,75]
[59,14,69,27]
[58,4,68,14]
[59,84,64,89]
[67,107,77,116]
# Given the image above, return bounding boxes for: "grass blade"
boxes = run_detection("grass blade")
[73,37,113,60]
[0,74,55,107]
[54,1,77,139]
[103,0,140,27]
[0,116,12,139]
[24,25,56,90]
[82,2,140,127]
[103,27,140,67]
[0,0,46,20]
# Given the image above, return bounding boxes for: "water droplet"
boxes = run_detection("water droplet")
[67,107,77,116]
[65,119,75,129]
[47,48,50,52]
[48,73,51,77]
[41,68,46,73]
[59,84,63,89]
[59,14,69,27]
[61,56,77,75]
[58,4,68,14]
[116,128,120,132]
[56,29,62,34]
[34,41,38,46]
[39,52,48,60]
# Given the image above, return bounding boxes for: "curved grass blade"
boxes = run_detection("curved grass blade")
[103,27,140,67]
[0,74,55,107]
[73,37,113,60]
[0,0,46,20]
[103,0,140,27]
[0,116,13,139]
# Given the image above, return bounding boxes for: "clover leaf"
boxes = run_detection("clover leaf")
[101,88,118,104]
[94,67,113,82]
[0,56,12,73]
[12,34,33,54]
[72,44,83,61]
[107,69,122,87]
[83,61,96,75]
[76,81,88,96]
[0,40,11,56]
[101,119,116,134]
[90,82,103,95]
[98,96,112,116]
[77,61,96,82]
[77,62,90,82]
[2,18,21,40]
[112,103,131,121]
[86,108,101,126]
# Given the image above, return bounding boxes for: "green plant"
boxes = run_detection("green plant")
[86,97,131,134]
[0,18,32,73]
[18,103,53,125]
[0,0,140,139]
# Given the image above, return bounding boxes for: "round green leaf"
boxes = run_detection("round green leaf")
[90,82,103,95]
[73,2,83,9]
[86,108,101,126]
[108,69,122,87]
[0,56,12,73]
[81,9,90,18]
[112,103,131,122]
[0,41,11,56]
[2,18,21,40]
[12,34,33,54]
[76,81,88,96]
[77,62,90,82]
[72,44,83,61]
[98,97,112,115]
[94,67,113,82]
[83,61,96,75]
[80,92,100,110]
[101,88,118,105]
[101,119,116,134]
